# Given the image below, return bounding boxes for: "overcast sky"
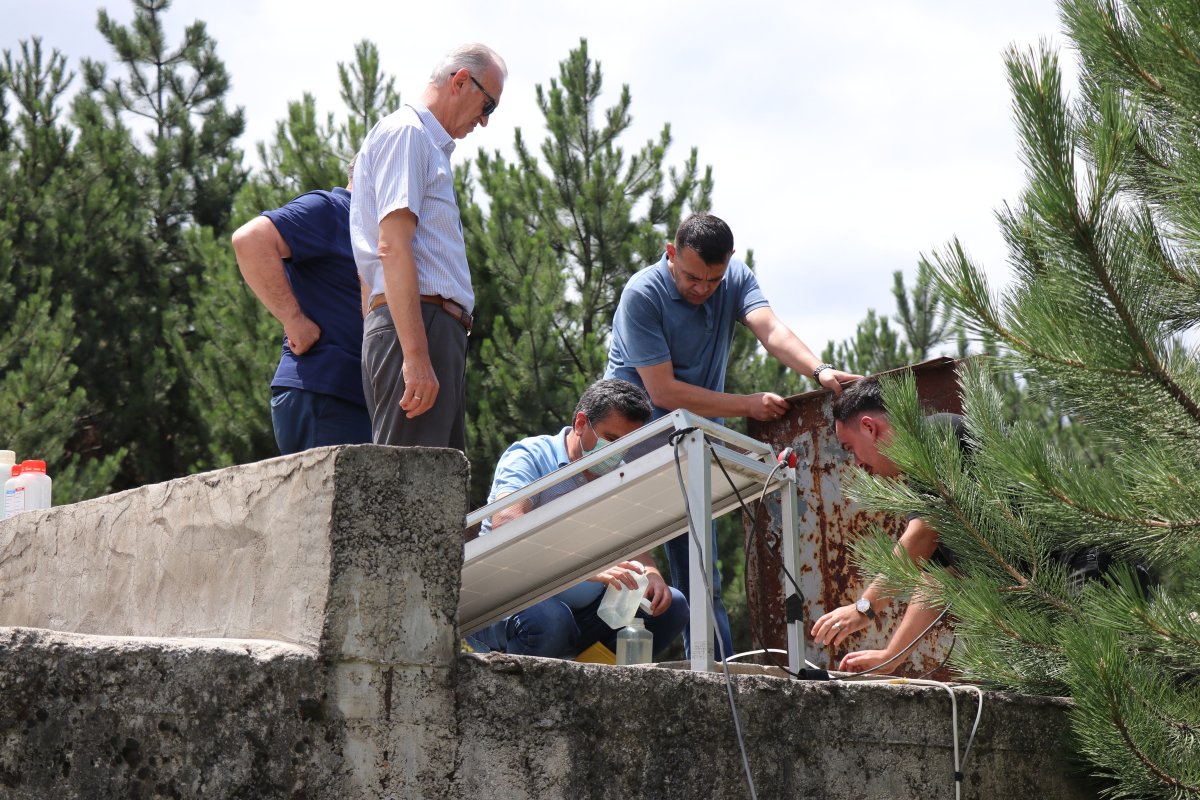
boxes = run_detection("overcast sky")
[5,0,1078,357]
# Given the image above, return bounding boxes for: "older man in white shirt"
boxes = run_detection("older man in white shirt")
[351,42,506,448]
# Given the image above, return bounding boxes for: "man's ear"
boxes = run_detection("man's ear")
[572,411,589,435]
[665,242,677,261]
[859,414,880,440]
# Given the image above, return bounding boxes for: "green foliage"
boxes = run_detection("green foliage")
[462,38,712,506]
[67,0,247,488]
[0,38,124,501]
[847,4,1200,795]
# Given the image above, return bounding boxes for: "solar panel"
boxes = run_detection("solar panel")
[460,411,803,672]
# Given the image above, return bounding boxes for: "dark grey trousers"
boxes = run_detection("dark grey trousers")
[361,301,467,450]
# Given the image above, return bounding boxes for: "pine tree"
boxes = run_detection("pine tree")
[462,38,712,506]
[845,2,1200,795]
[62,0,248,487]
[0,39,124,502]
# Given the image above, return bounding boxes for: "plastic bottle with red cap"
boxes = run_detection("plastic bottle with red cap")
[4,459,52,518]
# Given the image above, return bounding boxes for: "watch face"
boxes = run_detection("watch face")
[856,598,870,614]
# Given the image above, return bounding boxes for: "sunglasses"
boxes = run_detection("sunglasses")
[467,74,498,117]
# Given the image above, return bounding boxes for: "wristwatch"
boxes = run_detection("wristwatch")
[813,363,834,382]
[855,597,876,620]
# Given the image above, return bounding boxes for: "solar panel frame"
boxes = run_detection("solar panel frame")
[460,411,803,672]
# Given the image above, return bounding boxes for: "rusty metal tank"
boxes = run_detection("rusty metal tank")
[744,358,963,678]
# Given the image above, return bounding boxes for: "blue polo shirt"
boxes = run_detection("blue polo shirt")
[481,426,589,535]
[605,254,769,418]
[481,426,603,608]
[263,187,365,408]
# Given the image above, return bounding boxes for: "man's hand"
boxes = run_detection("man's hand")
[819,368,861,395]
[283,313,322,355]
[643,570,673,616]
[400,353,439,418]
[746,392,790,421]
[811,603,871,648]
[839,648,900,675]
[590,560,645,590]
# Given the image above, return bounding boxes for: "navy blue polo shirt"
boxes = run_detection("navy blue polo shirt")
[263,188,365,407]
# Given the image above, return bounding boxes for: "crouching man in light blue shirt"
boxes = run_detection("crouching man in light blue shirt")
[467,379,688,660]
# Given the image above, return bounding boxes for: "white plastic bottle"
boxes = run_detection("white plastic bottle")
[17,460,52,512]
[0,452,15,519]
[4,464,23,519]
[597,560,650,629]
[616,617,653,665]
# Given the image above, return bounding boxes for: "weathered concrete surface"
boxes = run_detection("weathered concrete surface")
[0,448,344,645]
[0,446,1097,799]
[0,445,471,799]
[454,653,1096,800]
[0,628,337,799]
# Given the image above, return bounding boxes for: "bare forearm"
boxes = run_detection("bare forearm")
[232,222,303,326]
[381,252,428,354]
[883,596,944,661]
[646,378,750,418]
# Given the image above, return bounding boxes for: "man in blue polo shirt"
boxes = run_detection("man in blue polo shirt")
[468,379,688,660]
[605,212,858,658]
[232,164,371,454]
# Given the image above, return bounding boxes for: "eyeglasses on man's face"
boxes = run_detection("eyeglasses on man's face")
[467,74,497,117]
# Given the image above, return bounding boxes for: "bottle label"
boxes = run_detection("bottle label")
[4,486,24,517]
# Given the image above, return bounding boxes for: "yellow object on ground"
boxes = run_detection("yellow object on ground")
[575,641,616,664]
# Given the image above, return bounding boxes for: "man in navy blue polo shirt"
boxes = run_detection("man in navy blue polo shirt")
[232,164,371,454]
[605,213,858,659]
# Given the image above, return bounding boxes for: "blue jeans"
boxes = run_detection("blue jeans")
[468,586,689,660]
[270,388,372,456]
[665,526,734,661]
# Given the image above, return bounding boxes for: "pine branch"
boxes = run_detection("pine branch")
[1099,658,1200,796]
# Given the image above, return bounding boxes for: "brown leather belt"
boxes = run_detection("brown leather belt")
[368,293,473,333]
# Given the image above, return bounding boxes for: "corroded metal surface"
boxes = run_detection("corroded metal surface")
[745,358,963,678]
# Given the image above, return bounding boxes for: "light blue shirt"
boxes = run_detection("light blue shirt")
[481,426,587,535]
[481,426,602,608]
[351,103,474,312]
[605,255,769,419]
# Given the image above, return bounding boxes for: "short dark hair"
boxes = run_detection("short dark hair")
[675,213,734,265]
[831,375,887,422]
[574,379,652,425]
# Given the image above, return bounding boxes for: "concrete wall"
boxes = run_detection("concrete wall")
[0,445,470,799]
[0,446,1097,799]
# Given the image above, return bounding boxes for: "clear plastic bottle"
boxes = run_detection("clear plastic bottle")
[9,460,51,515]
[596,560,650,629]
[4,464,23,519]
[616,617,653,665]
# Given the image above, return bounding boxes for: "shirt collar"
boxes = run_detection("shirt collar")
[553,426,573,469]
[656,253,684,302]
[410,102,456,156]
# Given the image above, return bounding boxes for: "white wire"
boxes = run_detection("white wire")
[724,648,822,670]
[845,677,985,800]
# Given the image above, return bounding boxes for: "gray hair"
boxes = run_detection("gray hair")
[431,43,508,84]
